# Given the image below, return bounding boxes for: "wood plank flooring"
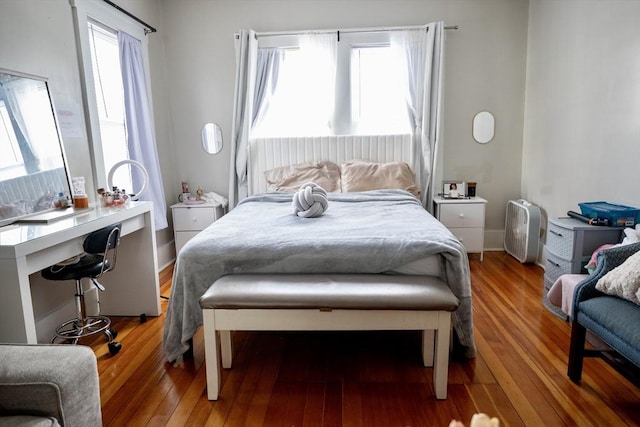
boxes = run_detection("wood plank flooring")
[89,252,640,426]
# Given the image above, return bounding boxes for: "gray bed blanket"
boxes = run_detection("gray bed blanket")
[163,190,476,363]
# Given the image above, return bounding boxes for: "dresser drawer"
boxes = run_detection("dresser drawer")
[544,252,573,280]
[173,206,216,231]
[449,227,484,253]
[546,221,575,260]
[439,203,485,228]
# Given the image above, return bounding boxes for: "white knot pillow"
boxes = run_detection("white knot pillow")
[292,182,328,218]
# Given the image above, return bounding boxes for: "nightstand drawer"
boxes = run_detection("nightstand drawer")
[173,206,216,231]
[175,231,201,254]
[439,204,485,228]
[449,227,484,253]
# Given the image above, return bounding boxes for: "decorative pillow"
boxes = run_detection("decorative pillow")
[264,161,341,193]
[340,160,421,198]
[595,250,640,305]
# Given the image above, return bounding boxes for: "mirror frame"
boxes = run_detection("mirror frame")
[202,123,223,154]
[0,68,73,226]
[473,111,495,144]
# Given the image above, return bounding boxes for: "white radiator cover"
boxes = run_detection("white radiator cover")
[504,199,541,263]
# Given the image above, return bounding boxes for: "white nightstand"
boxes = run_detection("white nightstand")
[433,196,488,261]
[170,202,223,255]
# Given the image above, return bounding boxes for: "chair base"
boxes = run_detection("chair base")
[53,315,122,355]
[53,315,113,342]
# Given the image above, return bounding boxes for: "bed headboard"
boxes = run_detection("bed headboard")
[248,134,414,195]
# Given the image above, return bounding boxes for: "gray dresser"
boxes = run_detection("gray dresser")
[543,217,623,297]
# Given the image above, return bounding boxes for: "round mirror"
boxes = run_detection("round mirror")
[202,123,223,154]
[107,159,148,201]
[473,111,495,144]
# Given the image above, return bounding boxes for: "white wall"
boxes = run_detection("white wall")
[0,0,176,268]
[523,0,640,244]
[0,0,530,256]
[0,0,174,338]
[159,0,530,250]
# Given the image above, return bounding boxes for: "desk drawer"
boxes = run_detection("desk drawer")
[173,207,216,231]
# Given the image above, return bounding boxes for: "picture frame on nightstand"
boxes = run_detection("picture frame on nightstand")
[442,180,466,199]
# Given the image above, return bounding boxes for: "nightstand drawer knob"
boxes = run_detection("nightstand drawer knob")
[458,213,465,218]
[192,217,197,222]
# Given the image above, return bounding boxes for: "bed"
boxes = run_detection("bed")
[162,135,476,364]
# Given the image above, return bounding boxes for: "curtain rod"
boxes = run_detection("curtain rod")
[102,0,157,34]
[255,24,458,39]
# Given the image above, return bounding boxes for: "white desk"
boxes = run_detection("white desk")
[0,202,161,343]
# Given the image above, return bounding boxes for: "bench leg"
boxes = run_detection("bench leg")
[220,330,233,368]
[433,311,452,399]
[202,309,221,400]
[422,329,435,367]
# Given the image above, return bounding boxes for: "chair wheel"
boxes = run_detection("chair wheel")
[106,328,118,341]
[108,341,122,355]
[140,313,147,323]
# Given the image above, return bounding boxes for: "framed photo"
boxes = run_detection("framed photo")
[442,181,466,199]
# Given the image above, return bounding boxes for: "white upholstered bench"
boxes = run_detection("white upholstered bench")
[199,274,459,400]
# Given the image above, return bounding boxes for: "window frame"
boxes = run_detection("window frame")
[256,30,408,136]
[70,0,152,191]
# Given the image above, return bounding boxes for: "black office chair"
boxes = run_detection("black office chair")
[41,223,123,355]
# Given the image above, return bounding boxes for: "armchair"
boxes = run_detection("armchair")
[0,344,102,427]
[567,241,640,384]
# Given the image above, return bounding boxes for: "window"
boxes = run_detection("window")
[350,45,409,135]
[253,48,333,137]
[252,32,411,138]
[72,0,168,230]
[87,20,133,192]
[71,0,150,192]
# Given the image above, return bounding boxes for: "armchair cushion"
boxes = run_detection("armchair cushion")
[0,344,102,427]
[568,242,640,383]
[595,250,640,305]
[578,296,640,367]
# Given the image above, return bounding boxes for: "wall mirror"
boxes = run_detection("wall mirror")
[0,69,73,226]
[202,122,223,154]
[473,111,495,144]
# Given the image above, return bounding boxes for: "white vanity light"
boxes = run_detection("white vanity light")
[472,111,495,144]
[107,159,148,200]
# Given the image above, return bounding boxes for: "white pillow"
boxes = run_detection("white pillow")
[595,250,640,305]
[340,160,421,198]
[264,161,341,193]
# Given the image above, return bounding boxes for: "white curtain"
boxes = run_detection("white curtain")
[230,31,338,207]
[229,30,258,207]
[118,31,168,230]
[390,22,445,211]
[252,48,284,130]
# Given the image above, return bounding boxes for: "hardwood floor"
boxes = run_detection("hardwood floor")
[89,252,640,426]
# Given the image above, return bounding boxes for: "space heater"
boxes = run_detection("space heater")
[504,199,541,263]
